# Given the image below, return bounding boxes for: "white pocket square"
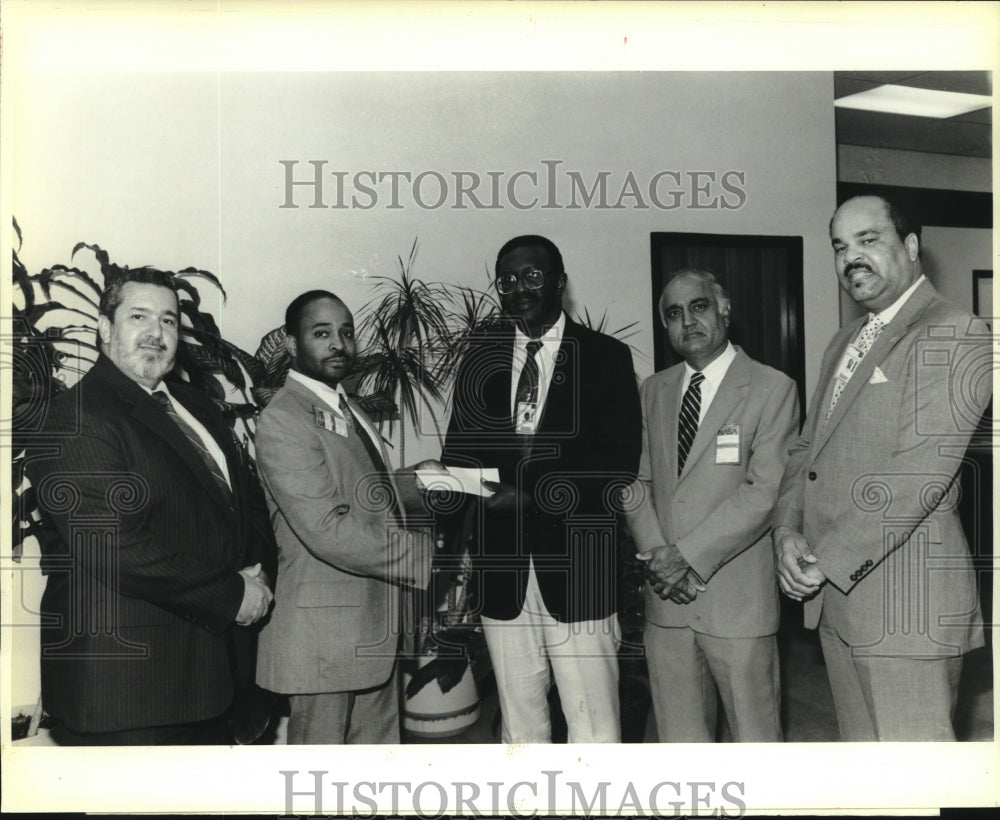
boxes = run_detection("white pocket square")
[869,367,888,384]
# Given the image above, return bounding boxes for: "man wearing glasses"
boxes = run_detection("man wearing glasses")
[440,235,641,742]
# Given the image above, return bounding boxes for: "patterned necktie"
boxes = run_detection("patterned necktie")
[514,339,543,455]
[825,313,884,423]
[152,391,233,504]
[677,371,705,476]
[339,395,401,521]
[515,339,544,412]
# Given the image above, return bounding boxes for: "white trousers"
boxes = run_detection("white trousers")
[481,563,620,743]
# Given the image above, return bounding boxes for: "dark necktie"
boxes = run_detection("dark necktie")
[677,371,705,476]
[152,391,233,504]
[339,395,401,521]
[514,339,544,412]
[514,339,543,455]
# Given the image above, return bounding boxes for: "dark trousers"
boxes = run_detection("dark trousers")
[49,715,231,746]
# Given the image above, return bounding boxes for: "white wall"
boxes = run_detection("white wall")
[922,226,993,314]
[13,71,839,436]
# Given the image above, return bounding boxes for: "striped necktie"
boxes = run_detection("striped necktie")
[152,391,233,505]
[677,371,705,476]
[514,339,543,455]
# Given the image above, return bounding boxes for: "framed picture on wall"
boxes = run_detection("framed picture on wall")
[973,270,992,318]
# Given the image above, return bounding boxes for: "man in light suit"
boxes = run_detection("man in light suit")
[773,195,991,741]
[625,270,799,742]
[441,235,641,742]
[27,267,276,745]
[255,290,435,744]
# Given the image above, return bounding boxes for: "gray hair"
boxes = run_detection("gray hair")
[658,269,730,325]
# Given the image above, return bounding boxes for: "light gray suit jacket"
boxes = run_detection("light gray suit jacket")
[774,280,989,657]
[626,347,799,637]
[255,376,433,695]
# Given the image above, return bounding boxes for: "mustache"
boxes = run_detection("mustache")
[138,337,168,351]
[845,261,873,275]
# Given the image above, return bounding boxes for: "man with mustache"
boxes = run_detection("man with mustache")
[773,195,991,740]
[254,290,436,744]
[625,270,798,742]
[27,267,276,744]
[440,235,641,742]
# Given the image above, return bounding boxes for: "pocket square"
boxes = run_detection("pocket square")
[869,367,888,384]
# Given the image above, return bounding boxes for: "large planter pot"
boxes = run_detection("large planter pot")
[402,656,480,739]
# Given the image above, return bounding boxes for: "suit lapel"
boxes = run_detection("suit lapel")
[657,366,684,485]
[89,357,234,511]
[813,281,935,458]
[537,321,576,436]
[678,350,751,482]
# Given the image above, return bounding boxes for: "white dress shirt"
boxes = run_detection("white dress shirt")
[874,274,926,325]
[510,311,567,418]
[680,341,737,426]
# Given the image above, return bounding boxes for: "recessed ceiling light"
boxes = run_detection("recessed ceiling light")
[834,84,992,118]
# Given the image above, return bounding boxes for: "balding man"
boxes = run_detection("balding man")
[626,269,798,742]
[773,196,991,740]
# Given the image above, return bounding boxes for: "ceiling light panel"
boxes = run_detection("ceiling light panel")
[834,84,992,119]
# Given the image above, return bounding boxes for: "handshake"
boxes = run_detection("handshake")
[236,563,274,626]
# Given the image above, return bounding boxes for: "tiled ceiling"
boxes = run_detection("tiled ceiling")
[834,71,992,158]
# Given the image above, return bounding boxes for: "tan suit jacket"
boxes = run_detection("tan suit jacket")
[255,376,433,695]
[774,280,989,657]
[626,347,799,637]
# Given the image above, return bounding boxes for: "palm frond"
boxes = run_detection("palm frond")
[175,267,227,301]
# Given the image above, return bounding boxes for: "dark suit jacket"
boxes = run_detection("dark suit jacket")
[442,316,642,623]
[775,280,989,657]
[26,354,277,733]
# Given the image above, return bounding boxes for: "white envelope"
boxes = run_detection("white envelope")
[415,466,499,497]
[869,366,888,384]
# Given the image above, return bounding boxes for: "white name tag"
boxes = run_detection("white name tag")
[313,405,349,437]
[715,424,741,465]
[515,401,539,434]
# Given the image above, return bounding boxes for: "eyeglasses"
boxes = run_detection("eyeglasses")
[494,267,547,295]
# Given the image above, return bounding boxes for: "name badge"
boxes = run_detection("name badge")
[515,401,539,434]
[715,424,741,465]
[313,405,349,437]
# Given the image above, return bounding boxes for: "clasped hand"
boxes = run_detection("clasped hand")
[636,543,705,604]
[772,526,826,601]
[236,563,273,626]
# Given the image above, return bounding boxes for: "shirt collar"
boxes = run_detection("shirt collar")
[684,341,736,385]
[287,368,347,413]
[515,311,566,350]
[141,380,169,397]
[874,275,926,325]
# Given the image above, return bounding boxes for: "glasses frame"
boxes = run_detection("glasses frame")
[494,267,548,295]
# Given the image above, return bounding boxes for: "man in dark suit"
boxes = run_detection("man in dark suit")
[774,195,991,740]
[625,270,799,742]
[441,235,642,742]
[27,267,276,745]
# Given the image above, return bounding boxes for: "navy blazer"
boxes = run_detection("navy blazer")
[442,317,642,623]
[26,354,277,733]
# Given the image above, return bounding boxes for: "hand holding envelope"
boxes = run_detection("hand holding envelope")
[414,463,500,497]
